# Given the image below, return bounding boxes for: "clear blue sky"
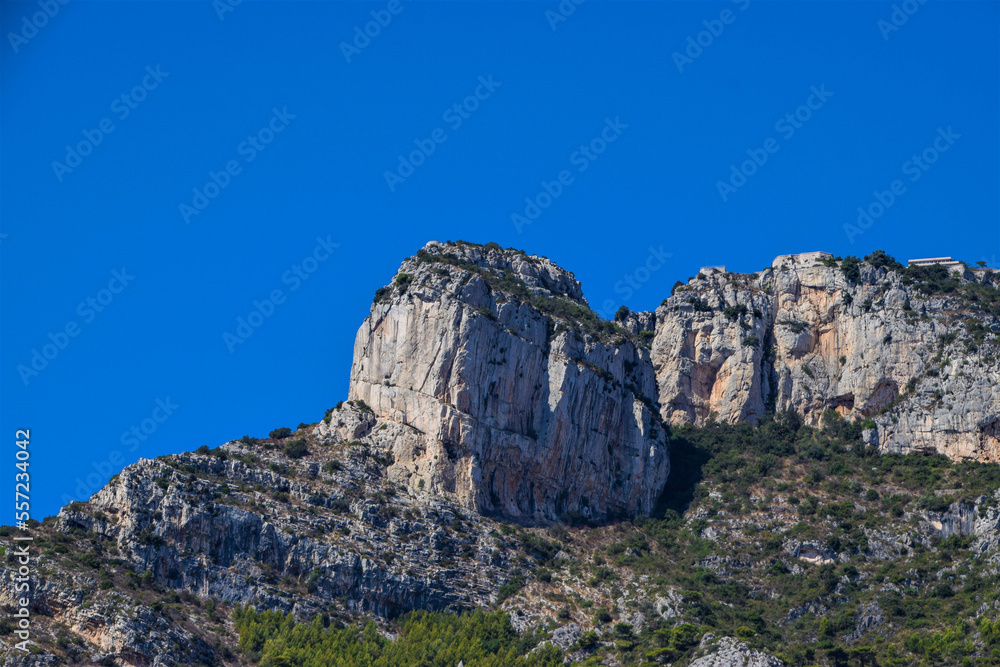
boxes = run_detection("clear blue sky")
[2,1,997,522]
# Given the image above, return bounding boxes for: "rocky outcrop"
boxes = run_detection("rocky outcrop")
[6,243,1000,667]
[348,241,670,522]
[0,424,530,665]
[690,636,784,667]
[72,438,514,618]
[650,252,1000,462]
[342,244,998,525]
[0,575,214,667]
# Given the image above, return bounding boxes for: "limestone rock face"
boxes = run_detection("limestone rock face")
[0,435,527,666]
[349,241,670,522]
[73,452,505,618]
[690,636,784,667]
[347,244,1000,523]
[0,572,214,666]
[651,253,1000,463]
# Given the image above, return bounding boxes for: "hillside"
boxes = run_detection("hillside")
[2,242,1000,667]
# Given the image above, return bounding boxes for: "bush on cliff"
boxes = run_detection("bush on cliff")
[283,439,309,459]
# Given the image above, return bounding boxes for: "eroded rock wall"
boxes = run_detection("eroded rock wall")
[349,241,671,522]
[651,254,1000,462]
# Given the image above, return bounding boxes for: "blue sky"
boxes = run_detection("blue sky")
[2,0,997,522]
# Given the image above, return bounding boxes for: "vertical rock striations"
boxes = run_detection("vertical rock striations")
[349,241,671,523]
[650,252,1000,462]
[349,244,1000,521]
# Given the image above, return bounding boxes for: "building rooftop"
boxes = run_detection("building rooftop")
[907,257,963,267]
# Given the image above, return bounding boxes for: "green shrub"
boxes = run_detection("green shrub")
[902,264,961,296]
[671,624,702,650]
[822,256,841,267]
[980,618,1000,646]
[518,533,561,563]
[723,304,748,321]
[283,439,309,459]
[76,553,101,568]
[593,608,612,625]
[916,494,953,513]
[687,296,712,312]
[779,319,809,334]
[137,528,164,547]
[496,575,525,604]
[841,256,861,283]
[864,250,903,271]
[269,427,293,440]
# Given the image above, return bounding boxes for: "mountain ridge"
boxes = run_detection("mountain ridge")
[3,241,1000,667]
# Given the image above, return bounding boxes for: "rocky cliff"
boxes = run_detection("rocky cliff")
[1,414,522,665]
[348,241,670,522]
[346,242,1000,524]
[4,242,1000,666]
[648,251,1000,463]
